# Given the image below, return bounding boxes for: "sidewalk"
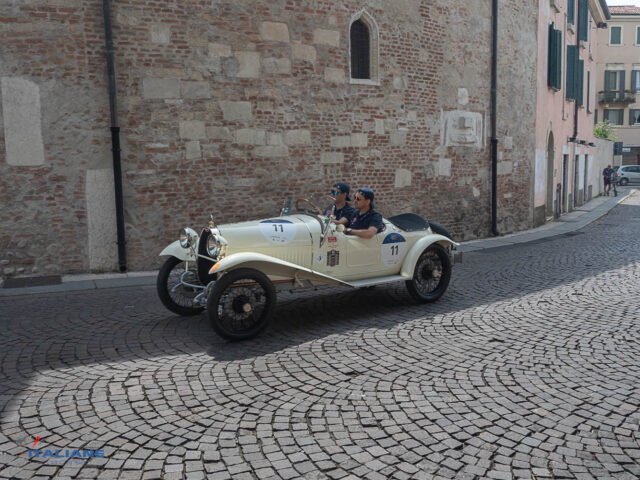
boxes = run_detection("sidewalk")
[1,189,636,297]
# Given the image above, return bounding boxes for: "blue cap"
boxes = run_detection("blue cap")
[333,183,351,201]
[357,188,375,208]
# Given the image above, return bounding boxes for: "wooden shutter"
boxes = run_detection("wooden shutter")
[554,29,562,89]
[566,45,577,100]
[568,0,575,24]
[548,24,556,88]
[587,71,591,112]
[578,59,584,106]
[579,0,588,41]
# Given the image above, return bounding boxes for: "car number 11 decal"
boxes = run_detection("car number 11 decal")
[259,219,297,244]
[381,233,407,266]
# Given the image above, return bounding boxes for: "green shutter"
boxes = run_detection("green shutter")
[548,24,555,88]
[578,59,584,106]
[587,71,591,112]
[568,0,575,24]
[633,70,640,92]
[555,29,563,89]
[566,45,577,100]
[579,0,588,41]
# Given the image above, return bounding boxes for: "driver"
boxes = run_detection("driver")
[345,188,384,239]
[323,182,355,225]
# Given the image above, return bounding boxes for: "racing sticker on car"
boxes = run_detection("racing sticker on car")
[327,249,340,267]
[381,233,407,267]
[259,219,297,244]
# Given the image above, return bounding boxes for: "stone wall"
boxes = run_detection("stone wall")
[0,0,538,277]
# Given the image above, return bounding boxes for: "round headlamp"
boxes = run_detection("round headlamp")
[179,228,192,248]
[207,234,220,257]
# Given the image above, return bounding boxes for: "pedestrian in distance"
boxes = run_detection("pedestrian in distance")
[603,164,615,196]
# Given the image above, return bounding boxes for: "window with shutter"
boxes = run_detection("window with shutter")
[610,26,622,45]
[637,26,640,45]
[566,45,577,100]
[604,109,624,125]
[548,25,562,90]
[630,109,640,125]
[632,71,640,92]
[350,20,370,80]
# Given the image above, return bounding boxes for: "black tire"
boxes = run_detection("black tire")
[207,268,276,341]
[405,244,452,303]
[619,177,629,186]
[157,256,205,316]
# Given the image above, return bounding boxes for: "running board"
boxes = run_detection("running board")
[347,275,408,288]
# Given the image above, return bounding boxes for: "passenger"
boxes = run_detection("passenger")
[324,182,356,225]
[345,188,384,239]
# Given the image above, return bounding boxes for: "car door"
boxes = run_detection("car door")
[630,166,640,182]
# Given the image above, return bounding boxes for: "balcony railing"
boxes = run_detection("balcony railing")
[598,90,638,104]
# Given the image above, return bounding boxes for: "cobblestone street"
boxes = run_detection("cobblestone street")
[1,195,639,480]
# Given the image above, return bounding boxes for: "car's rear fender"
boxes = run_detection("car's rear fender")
[159,240,197,262]
[400,235,458,278]
[209,252,351,287]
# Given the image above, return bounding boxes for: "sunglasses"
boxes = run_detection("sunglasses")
[331,189,341,195]
[354,196,364,201]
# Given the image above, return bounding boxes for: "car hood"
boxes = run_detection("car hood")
[216,214,321,252]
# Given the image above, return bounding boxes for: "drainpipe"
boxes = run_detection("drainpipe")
[102,0,127,272]
[490,0,499,236]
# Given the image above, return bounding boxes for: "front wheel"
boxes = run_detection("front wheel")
[157,256,205,316]
[405,244,452,303]
[207,268,276,341]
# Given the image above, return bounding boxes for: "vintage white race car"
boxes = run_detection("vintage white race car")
[157,198,460,340]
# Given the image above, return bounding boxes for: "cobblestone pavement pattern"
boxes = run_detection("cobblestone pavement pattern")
[1,195,640,480]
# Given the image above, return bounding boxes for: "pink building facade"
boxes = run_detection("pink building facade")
[534,0,610,225]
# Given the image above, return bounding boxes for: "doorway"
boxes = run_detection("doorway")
[562,154,569,213]
[545,132,555,217]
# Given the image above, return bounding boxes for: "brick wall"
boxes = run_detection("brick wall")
[0,0,538,277]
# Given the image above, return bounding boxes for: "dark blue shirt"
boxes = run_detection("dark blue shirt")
[349,209,384,233]
[324,203,356,222]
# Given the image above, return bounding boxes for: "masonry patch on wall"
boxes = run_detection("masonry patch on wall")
[1,77,45,166]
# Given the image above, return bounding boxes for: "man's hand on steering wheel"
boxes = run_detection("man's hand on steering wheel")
[295,198,323,215]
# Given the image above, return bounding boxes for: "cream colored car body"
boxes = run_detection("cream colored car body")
[173,214,458,289]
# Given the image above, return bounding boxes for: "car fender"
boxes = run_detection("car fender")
[400,234,458,278]
[159,240,197,262]
[209,252,352,287]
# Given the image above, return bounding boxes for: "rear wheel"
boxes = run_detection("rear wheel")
[405,244,451,303]
[207,268,276,341]
[157,256,205,316]
[620,177,629,186]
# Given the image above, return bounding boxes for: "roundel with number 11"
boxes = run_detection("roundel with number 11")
[381,233,407,266]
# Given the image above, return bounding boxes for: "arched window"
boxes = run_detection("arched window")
[350,20,370,79]
[349,11,378,84]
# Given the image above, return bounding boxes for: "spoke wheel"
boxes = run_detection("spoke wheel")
[405,244,451,303]
[207,268,276,341]
[157,256,204,316]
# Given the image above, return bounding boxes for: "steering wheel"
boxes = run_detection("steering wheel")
[295,197,323,215]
